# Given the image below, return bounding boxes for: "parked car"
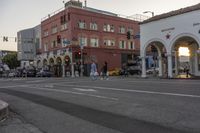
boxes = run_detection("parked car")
[36,70,52,77]
[26,69,36,77]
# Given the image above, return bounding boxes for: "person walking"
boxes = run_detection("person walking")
[102,61,108,80]
[90,60,97,80]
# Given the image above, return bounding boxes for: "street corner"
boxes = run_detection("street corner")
[0,100,9,121]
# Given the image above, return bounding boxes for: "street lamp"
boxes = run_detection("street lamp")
[143,11,154,17]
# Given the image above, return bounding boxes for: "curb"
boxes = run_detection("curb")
[0,100,9,120]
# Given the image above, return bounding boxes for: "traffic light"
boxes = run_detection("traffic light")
[126,31,131,40]
[57,35,61,43]
[75,51,81,59]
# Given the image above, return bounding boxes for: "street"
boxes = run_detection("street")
[0,77,200,133]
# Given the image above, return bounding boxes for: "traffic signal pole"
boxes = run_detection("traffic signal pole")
[80,45,83,77]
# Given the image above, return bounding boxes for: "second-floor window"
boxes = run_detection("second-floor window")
[90,38,99,47]
[104,39,115,46]
[44,43,48,52]
[90,22,98,30]
[119,40,126,49]
[51,40,57,48]
[78,20,86,29]
[128,41,135,49]
[79,37,87,47]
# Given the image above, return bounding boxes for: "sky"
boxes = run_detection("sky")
[0,0,200,51]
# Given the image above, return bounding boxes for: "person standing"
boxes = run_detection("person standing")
[90,60,97,80]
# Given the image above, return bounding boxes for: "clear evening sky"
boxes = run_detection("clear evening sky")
[0,0,199,51]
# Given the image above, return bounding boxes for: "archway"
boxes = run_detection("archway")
[49,58,55,75]
[37,60,42,69]
[43,59,48,70]
[171,36,200,77]
[141,39,167,78]
[55,57,62,77]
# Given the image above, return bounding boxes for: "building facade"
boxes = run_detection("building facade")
[17,25,41,67]
[140,3,200,78]
[37,0,140,77]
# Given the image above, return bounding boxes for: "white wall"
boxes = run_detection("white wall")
[141,10,200,52]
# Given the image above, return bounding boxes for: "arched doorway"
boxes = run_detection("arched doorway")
[55,57,62,77]
[43,59,48,70]
[171,36,200,78]
[141,39,168,78]
[64,55,71,77]
[37,60,42,69]
[49,58,55,75]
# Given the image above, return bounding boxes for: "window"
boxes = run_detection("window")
[51,40,57,48]
[119,26,126,34]
[62,38,70,47]
[51,26,58,34]
[127,28,134,35]
[60,14,67,24]
[119,40,126,49]
[44,43,48,52]
[79,37,87,47]
[103,24,114,32]
[61,23,68,31]
[128,41,135,49]
[90,22,98,30]
[78,20,86,29]
[43,30,48,37]
[90,38,99,47]
[104,39,115,46]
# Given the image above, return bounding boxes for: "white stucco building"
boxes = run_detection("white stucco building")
[140,3,200,78]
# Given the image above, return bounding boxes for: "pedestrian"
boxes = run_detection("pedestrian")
[102,61,108,80]
[185,63,190,78]
[90,60,97,80]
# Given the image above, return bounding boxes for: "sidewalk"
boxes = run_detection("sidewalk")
[0,100,9,121]
[0,100,42,133]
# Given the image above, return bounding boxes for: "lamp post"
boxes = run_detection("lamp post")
[143,11,154,17]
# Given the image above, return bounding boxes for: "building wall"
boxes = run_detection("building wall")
[17,25,41,67]
[140,9,200,76]
[17,28,35,61]
[40,5,140,74]
[140,10,200,54]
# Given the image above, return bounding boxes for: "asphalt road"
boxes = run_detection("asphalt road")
[0,77,200,133]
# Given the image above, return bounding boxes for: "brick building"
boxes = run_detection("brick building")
[37,0,140,77]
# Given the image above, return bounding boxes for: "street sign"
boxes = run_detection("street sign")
[63,39,70,45]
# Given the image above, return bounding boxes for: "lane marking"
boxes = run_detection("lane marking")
[55,84,200,99]
[73,88,96,92]
[14,85,118,101]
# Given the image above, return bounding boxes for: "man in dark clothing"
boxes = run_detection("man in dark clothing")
[102,61,108,79]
